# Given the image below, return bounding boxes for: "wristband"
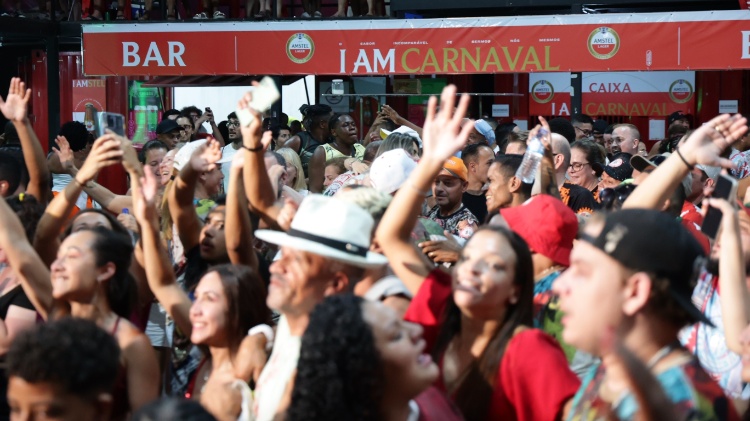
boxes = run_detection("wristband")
[248,324,274,352]
[242,144,264,152]
[675,147,694,170]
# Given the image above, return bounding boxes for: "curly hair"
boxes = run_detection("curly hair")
[7,317,120,399]
[287,295,384,421]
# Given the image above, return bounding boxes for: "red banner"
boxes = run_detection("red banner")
[82,11,750,76]
[71,79,107,131]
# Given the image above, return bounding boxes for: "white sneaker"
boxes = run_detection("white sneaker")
[193,12,207,19]
[300,11,310,18]
[212,10,225,18]
[313,10,321,18]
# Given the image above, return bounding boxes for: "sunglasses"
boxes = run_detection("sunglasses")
[599,183,637,211]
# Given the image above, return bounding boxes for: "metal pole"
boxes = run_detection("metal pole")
[571,72,582,115]
[302,76,311,105]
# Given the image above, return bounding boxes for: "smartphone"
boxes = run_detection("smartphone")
[702,173,738,239]
[97,112,125,137]
[237,77,281,127]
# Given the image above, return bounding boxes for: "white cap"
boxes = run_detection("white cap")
[369,149,418,194]
[173,139,232,172]
[380,126,422,147]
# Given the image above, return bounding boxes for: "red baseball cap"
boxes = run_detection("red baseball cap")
[500,195,578,267]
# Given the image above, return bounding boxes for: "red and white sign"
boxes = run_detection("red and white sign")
[82,10,750,76]
[582,71,695,116]
[71,79,107,131]
[529,72,572,116]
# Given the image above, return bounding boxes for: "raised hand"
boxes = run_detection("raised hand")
[189,137,222,173]
[238,82,264,148]
[681,114,748,168]
[381,104,404,125]
[75,134,123,184]
[109,131,141,175]
[420,85,473,163]
[277,197,299,232]
[0,77,31,123]
[133,168,160,223]
[52,136,76,174]
[528,116,552,151]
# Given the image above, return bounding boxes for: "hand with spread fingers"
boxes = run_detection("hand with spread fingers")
[0,77,31,123]
[52,136,77,174]
[680,114,748,168]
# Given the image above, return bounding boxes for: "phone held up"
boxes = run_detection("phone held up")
[701,173,738,240]
[96,112,126,137]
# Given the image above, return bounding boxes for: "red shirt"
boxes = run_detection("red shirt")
[681,201,710,255]
[404,270,580,421]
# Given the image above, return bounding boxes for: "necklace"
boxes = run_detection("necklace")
[535,265,565,281]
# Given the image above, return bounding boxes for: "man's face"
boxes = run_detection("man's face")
[485,163,513,212]
[189,112,201,124]
[275,129,291,148]
[467,127,487,145]
[670,118,690,130]
[176,117,193,142]
[598,172,621,191]
[158,130,181,150]
[552,220,630,355]
[603,133,613,154]
[611,127,639,155]
[267,247,337,317]
[470,146,495,184]
[199,207,228,262]
[202,165,224,197]
[227,118,240,141]
[8,377,107,421]
[432,174,466,210]
[573,122,593,140]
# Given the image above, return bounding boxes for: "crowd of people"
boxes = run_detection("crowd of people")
[0,0,386,20]
[1,75,750,421]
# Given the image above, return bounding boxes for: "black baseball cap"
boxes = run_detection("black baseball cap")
[603,152,634,182]
[630,152,670,173]
[668,111,688,126]
[592,119,608,135]
[156,119,181,135]
[581,209,712,327]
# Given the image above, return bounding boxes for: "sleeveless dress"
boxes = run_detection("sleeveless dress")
[321,143,366,161]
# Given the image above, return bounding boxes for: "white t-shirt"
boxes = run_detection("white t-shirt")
[221,143,241,193]
[52,173,100,210]
[253,315,301,421]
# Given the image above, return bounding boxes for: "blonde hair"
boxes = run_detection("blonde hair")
[276,148,308,192]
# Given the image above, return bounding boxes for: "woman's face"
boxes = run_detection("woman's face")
[50,231,103,301]
[405,142,420,159]
[331,115,358,145]
[190,271,230,347]
[452,230,519,320]
[323,165,342,188]
[70,212,113,234]
[485,163,512,212]
[567,148,598,188]
[160,150,177,186]
[284,163,298,188]
[144,148,167,179]
[361,301,439,400]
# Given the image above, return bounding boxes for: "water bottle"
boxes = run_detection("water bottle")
[515,128,548,184]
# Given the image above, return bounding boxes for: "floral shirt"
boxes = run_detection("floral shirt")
[729,149,750,179]
[426,204,479,240]
[567,355,738,421]
[680,271,750,399]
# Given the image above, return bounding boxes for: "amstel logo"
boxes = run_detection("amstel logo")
[588,27,620,60]
[531,80,554,104]
[669,79,694,104]
[286,33,315,64]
